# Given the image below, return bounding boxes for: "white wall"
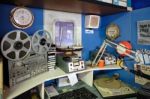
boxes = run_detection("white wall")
[44,10,82,46]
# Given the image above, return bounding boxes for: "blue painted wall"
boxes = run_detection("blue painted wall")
[0,4,43,38]
[82,16,105,61]
[132,0,150,10]
[82,7,150,88]
[102,7,150,88]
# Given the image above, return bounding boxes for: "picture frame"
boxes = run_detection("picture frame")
[137,20,150,45]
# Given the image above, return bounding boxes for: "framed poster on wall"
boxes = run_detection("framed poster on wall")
[137,20,150,45]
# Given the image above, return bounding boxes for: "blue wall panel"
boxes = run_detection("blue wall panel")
[131,7,150,49]
[101,12,132,42]
[132,0,150,10]
[95,7,150,88]
[0,4,43,38]
[82,15,105,61]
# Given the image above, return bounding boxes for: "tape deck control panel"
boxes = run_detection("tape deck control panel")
[8,52,47,86]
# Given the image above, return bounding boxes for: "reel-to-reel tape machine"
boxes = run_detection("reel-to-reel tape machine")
[1,29,55,86]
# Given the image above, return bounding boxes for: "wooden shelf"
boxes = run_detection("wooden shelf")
[4,65,121,99]
[0,0,129,15]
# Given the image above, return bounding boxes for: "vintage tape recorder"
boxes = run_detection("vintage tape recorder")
[1,29,53,87]
[56,53,85,73]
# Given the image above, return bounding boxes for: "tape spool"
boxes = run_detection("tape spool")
[1,30,31,61]
[32,30,52,54]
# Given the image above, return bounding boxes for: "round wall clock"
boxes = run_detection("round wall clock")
[10,7,34,29]
[106,23,120,41]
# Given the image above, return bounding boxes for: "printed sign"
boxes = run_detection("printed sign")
[137,20,150,45]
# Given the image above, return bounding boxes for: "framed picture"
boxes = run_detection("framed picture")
[137,20,150,45]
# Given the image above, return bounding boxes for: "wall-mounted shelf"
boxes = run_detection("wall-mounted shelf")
[4,65,121,99]
[0,0,130,15]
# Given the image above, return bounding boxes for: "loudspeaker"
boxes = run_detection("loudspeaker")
[85,15,100,29]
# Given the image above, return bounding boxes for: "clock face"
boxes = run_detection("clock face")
[10,7,34,29]
[106,24,120,41]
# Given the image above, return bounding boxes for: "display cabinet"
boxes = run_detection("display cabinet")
[0,0,132,98]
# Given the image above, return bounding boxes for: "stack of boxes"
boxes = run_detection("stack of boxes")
[113,0,127,7]
[97,0,128,7]
[97,0,112,4]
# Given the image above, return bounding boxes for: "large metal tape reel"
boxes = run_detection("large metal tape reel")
[32,30,52,54]
[1,30,31,61]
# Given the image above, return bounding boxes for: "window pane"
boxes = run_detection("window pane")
[55,21,74,47]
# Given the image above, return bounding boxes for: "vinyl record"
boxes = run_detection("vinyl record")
[94,77,121,89]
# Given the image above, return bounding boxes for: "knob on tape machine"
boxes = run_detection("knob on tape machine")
[32,30,52,54]
[1,30,31,61]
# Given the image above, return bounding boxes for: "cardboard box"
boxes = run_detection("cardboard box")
[113,0,127,7]
[120,0,127,2]
[45,86,59,98]
[97,0,112,4]
[113,0,119,5]
[119,1,127,7]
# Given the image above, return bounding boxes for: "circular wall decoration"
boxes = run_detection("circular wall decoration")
[10,7,34,29]
[106,23,120,41]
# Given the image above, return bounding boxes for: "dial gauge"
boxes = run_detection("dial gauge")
[10,7,34,29]
[106,24,120,41]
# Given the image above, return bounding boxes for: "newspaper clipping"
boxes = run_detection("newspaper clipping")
[137,20,150,45]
